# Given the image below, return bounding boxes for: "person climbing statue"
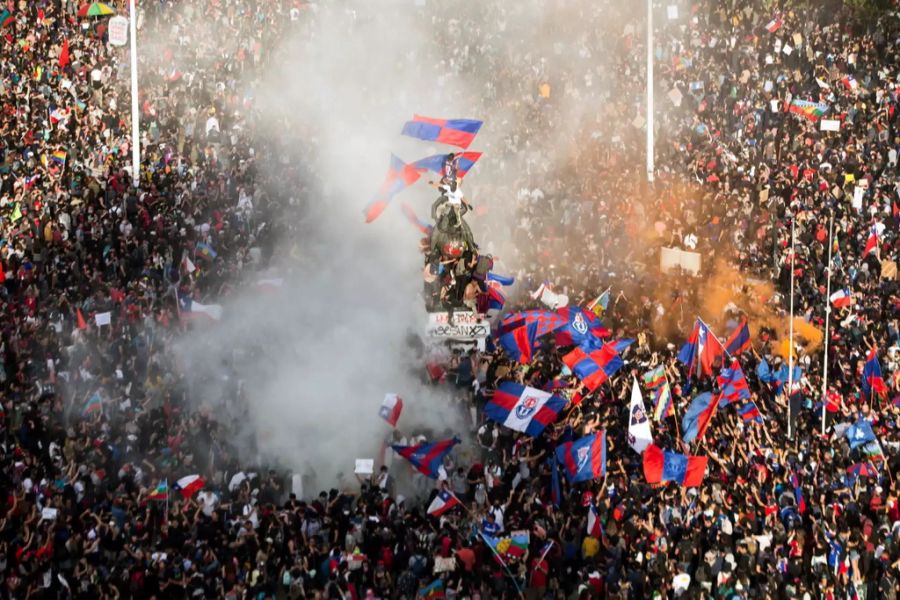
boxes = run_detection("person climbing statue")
[430,180,475,257]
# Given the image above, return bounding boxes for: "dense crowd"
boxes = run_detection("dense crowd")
[0,0,899,599]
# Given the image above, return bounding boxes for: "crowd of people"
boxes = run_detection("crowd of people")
[0,0,899,598]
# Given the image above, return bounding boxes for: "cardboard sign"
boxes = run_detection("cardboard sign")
[354,459,374,475]
[108,16,128,47]
[660,247,702,276]
[820,119,840,132]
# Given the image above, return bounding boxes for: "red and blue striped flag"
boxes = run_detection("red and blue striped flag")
[392,437,460,479]
[364,154,421,223]
[401,115,483,149]
[412,151,482,179]
[555,431,606,483]
[724,320,751,355]
[486,382,567,437]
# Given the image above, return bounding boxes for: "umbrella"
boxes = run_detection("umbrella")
[846,462,878,478]
[77,2,116,17]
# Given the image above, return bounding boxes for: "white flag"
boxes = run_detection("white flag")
[627,376,653,454]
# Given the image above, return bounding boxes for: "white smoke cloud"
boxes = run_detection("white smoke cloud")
[167,0,632,490]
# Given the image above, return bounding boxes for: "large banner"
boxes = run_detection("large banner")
[660,247,702,276]
[426,311,489,350]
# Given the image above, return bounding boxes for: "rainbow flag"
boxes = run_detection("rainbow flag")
[788,99,829,122]
[148,479,168,502]
[82,393,102,417]
[51,150,67,165]
[418,579,445,599]
[652,382,674,421]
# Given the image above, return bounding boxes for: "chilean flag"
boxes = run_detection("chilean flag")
[427,489,461,517]
[586,502,604,539]
[392,437,460,479]
[678,319,726,378]
[555,431,607,483]
[829,288,853,308]
[401,115,483,149]
[379,393,403,427]
[486,382,567,437]
[364,154,421,223]
[863,228,878,257]
[643,444,707,487]
[174,474,205,498]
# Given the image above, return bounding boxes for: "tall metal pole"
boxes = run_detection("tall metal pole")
[821,215,834,433]
[129,0,140,189]
[646,0,654,183]
[787,217,796,439]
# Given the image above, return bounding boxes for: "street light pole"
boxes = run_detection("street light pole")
[646,0,654,183]
[129,0,140,189]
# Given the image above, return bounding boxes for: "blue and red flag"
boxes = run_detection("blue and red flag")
[499,321,540,363]
[562,343,627,392]
[790,472,806,514]
[497,310,569,363]
[756,359,802,395]
[486,382,567,437]
[846,462,878,478]
[401,203,433,236]
[401,115,483,149]
[498,310,567,336]
[681,392,719,444]
[555,431,606,483]
[553,306,610,348]
[724,320,751,355]
[364,154,421,223]
[412,152,482,178]
[717,359,751,407]
[486,284,506,311]
[392,437,460,479]
[642,444,707,487]
[677,319,726,378]
[738,401,763,423]
[608,339,635,353]
[550,457,561,508]
[486,272,515,286]
[861,347,887,399]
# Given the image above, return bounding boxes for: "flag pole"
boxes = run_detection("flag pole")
[129,0,141,189]
[666,370,682,444]
[646,0,655,183]
[821,214,834,434]
[787,217,796,440]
